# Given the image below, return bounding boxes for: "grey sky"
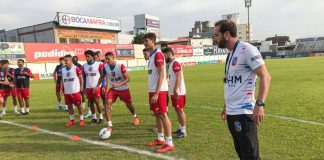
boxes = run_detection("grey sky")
[1,0,324,41]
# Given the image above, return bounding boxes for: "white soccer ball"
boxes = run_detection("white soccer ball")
[99,128,111,140]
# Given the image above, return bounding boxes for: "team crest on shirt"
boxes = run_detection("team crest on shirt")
[231,57,238,66]
[234,121,241,132]
[111,72,116,77]
[66,72,70,77]
[88,67,93,71]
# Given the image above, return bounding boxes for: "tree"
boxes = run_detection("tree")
[132,33,144,44]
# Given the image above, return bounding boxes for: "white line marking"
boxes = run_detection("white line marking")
[0,120,185,160]
[133,103,324,127]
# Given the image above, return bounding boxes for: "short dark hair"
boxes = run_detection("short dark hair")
[18,59,24,63]
[59,57,64,61]
[94,51,100,56]
[105,52,114,57]
[142,48,149,52]
[0,60,9,65]
[84,50,95,57]
[100,59,105,63]
[161,42,168,47]
[64,55,72,59]
[72,56,79,60]
[142,33,156,44]
[214,20,237,37]
[162,48,174,56]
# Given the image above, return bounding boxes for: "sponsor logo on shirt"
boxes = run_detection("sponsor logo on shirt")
[66,72,70,77]
[225,75,242,87]
[88,67,93,71]
[231,57,238,66]
[64,78,75,82]
[111,72,116,77]
[250,55,262,62]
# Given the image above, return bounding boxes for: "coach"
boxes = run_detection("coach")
[214,20,271,160]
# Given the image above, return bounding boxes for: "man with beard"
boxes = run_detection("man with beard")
[214,19,271,160]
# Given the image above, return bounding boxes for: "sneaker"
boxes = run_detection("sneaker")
[22,112,29,115]
[0,113,5,117]
[175,131,186,138]
[84,114,92,119]
[57,105,63,111]
[133,117,140,126]
[79,120,85,127]
[14,111,20,115]
[65,121,76,126]
[147,139,165,147]
[173,129,181,134]
[155,144,175,153]
[89,119,97,125]
[97,119,103,124]
[63,105,69,111]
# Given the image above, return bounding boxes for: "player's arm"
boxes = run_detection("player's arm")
[77,68,84,92]
[155,65,164,94]
[60,78,64,96]
[254,65,271,104]
[24,69,34,78]
[52,68,57,84]
[174,71,182,98]
[95,73,106,89]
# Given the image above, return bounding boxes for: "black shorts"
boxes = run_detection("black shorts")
[227,114,260,160]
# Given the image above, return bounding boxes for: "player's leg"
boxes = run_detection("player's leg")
[93,88,103,124]
[56,84,63,110]
[88,99,97,124]
[23,89,30,115]
[84,100,92,119]
[0,92,5,117]
[94,97,103,124]
[172,96,187,138]
[120,89,139,125]
[11,88,19,114]
[17,89,26,114]
[105,98,114,131]
[73,93,84,127]
[65,103,76,126]
[1,90,9,116]
[81,91,86,111]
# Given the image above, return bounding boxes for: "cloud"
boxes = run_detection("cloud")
[1,0,324,40]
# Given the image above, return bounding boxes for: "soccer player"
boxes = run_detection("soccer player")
[53,57,67,111]
[160,42,168,51]
[0,60,14,117]
[3,63,19,115]
[214,20,271,159]
[60,55,85,127]
[142,33,175,153]
[162,48,187,138]
[72,56,88,117]
[14,59,34,115]
[83,50,104,124]
[94,51,108,110]
[95,52,140,132]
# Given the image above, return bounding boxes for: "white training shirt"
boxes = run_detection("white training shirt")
[148,48,168,93]
[83,61,103,89]
[62,65,82,94]
[103,63,129,91]
[168,59,186,96]
[224,41,265,115]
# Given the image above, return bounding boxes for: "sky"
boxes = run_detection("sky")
[1,0,324,41]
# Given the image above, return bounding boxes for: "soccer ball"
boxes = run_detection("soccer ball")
[99,128,111,140]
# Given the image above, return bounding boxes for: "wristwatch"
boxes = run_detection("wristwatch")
[256,100,265,107]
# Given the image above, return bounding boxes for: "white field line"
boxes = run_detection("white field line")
[0,120,185,160]
[133,103,324,127]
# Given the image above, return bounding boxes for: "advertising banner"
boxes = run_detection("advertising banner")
[146,27,160,37]
[146,19,160,28]
[203,45,214,55]
[116,44,135,59]
[169,45,193,57]
[56,29,117,40]
[0,42,26,60]
[192,45,204,56]
[58,12,121,31]
[24,43,116,62]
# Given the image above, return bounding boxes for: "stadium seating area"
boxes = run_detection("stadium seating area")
[294,37,324,53]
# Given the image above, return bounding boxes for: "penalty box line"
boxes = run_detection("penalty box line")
[0,120,185,160]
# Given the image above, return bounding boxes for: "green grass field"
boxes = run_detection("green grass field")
[0,57,323,160]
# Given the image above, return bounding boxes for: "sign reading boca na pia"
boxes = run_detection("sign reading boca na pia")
[24,43,116,62]
[58,12,121,31]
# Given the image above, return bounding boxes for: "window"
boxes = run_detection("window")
[59,38,67,43]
